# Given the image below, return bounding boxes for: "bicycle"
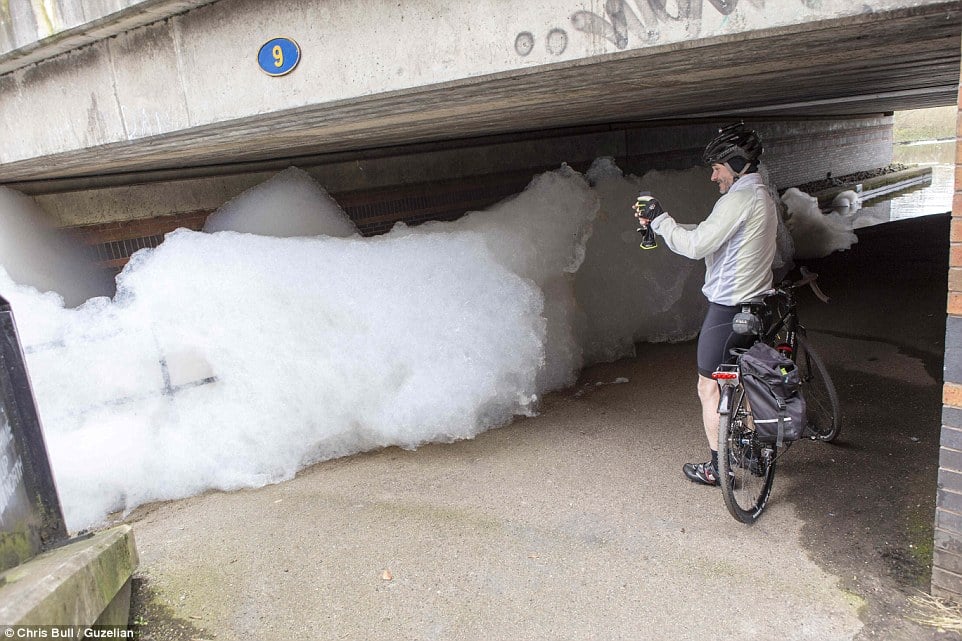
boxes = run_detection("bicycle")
[712,268,841,523]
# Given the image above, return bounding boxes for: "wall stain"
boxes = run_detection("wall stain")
[86,93,108,145]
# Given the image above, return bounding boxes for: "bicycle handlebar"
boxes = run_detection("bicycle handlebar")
[794,267,830,303]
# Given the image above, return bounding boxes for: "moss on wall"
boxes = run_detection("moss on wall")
[0,524,39,573]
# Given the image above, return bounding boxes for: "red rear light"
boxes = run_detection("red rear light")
[712,372,738,380]
[776,343,793,356]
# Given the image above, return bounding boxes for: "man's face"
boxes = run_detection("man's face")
[710,163,736,194]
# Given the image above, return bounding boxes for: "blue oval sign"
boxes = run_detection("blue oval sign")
[258,37,300,76]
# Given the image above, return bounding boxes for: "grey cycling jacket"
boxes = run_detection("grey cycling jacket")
[649,173,778,306]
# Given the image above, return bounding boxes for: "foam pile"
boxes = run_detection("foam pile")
[0,162,831,531]
[782,187,858,259]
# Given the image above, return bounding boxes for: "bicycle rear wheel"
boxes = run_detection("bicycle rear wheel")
[795,335,841,442]
[718,386,777,524]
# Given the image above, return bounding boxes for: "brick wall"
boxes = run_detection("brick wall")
[73,211,210,270]
[67,170,540,273]
[933,67,962,600]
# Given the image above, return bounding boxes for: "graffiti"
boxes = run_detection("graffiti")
[512,0,831,57]
[570,0,745,48]
[121,105,174,140]
[514,28,569,57]
[546,28,569,55]
[515,31,535,56]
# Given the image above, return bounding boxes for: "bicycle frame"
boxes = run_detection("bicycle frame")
[713,268,837,522]
[761,266,829,355]
[713,280,804,414]
[760,289,802,356]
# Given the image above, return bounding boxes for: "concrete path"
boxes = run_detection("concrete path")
[129,351,862,640]
[126,215,952,641]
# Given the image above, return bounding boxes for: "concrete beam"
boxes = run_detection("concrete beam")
[16,115,889,234]
[0,1,220,74]
[0,526,139,627]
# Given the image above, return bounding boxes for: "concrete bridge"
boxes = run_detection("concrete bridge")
[5,0,962,614]
[0,0,959,187]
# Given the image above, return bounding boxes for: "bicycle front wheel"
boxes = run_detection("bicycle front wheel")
[718,386,777,524]
[795,335,841,442]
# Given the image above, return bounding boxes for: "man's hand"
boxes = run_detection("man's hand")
[632,193,664,227]
[632,192,662,250]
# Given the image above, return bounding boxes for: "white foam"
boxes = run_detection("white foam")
[12,227,547,531]
[575,158,717,362]
[203,167,358,238]
[0,188,112,307]
[782,187,858,259]
[0,161,816,531]
[405,165,599,390]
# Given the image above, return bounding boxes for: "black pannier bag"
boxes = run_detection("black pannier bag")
[739,342,807,446]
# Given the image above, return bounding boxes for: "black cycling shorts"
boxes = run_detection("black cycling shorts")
[697,302,754,379]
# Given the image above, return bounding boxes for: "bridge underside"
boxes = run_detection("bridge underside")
[1,3,960,189]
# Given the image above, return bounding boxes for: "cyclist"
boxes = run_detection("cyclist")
[634,123,778,486]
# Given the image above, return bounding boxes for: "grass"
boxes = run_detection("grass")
[893,106,956,144]
[908,591,962,632]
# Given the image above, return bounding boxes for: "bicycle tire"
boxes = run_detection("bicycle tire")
[718,385,777,524]
[795,335,841,442]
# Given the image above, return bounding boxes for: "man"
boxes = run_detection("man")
[634,123,778,486]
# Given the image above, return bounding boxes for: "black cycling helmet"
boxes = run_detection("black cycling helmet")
[702,122,763,175]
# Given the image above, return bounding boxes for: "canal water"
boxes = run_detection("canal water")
[850,139,954,228]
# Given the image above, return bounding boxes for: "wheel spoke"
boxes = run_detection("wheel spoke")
[718,387,776,523]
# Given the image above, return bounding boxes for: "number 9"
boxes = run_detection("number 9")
[273,45,284,68]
